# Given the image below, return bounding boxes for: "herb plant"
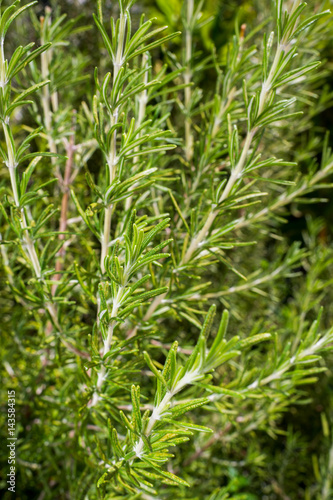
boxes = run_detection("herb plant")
[1,0,333,498]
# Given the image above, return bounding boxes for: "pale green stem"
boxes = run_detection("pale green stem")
[101,204,113,274]
[206,335,330,407]
[203,262,286,298]
[100,11,127,274]
[322,441,333,500]
[182,28,290,266]
[133,367,201,459]
[247,336,327,391]
[0,233,14,285]
[126,0,196,332]
[133,390,173,458]
[1,19,87,358]
[91,285,124,406]
[3,124,42,278]
[125,52,149,212]
[41,13,57,159]
[4,129,62,333]
[211,87,237,140]
[182,129,255,265]
[183,87,237,219]
[92,11,128,406]
[0,37,7,88]
[138,28,292,325]
[291,298,310,354]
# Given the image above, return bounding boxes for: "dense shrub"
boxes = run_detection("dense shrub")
[1,1,333,499]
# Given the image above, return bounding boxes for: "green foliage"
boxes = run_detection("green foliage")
[1,0,333,499]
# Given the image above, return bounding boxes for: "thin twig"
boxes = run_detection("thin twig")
[52,110,77,295]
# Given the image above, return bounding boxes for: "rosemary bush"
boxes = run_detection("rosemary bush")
[1,0,333,498]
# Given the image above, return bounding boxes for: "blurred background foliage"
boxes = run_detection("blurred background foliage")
[1,0,333,499]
